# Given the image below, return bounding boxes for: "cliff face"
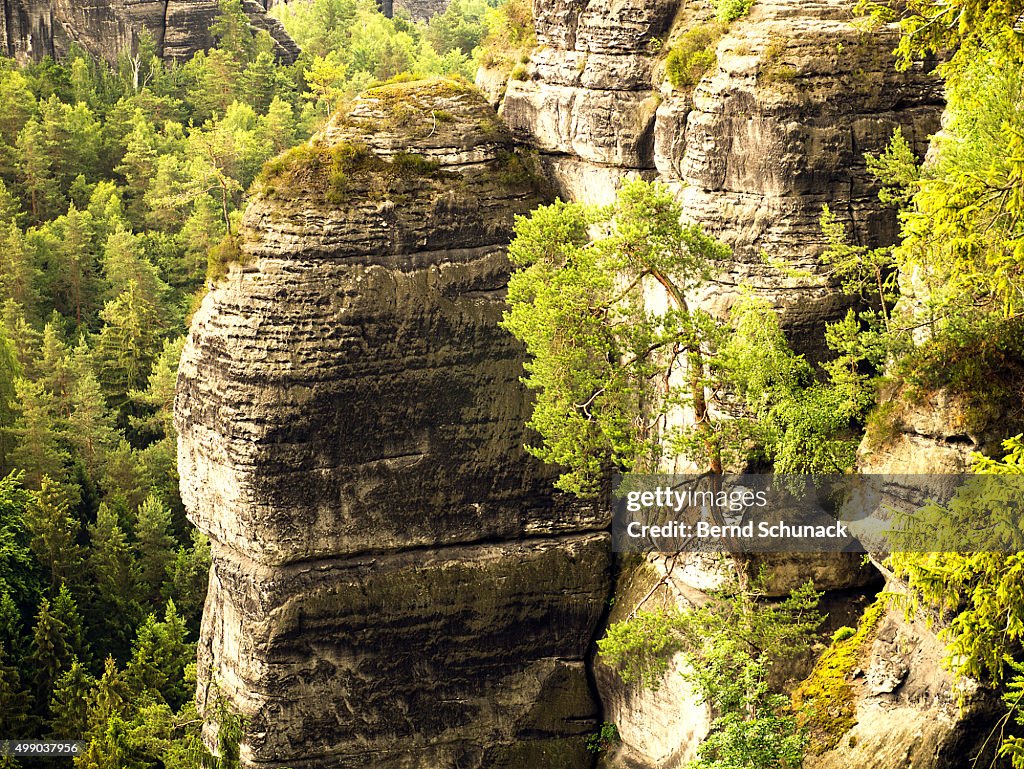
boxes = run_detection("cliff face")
[175,79,611,768]
[495,0,943,356]
[0,0,298,64]
[484,2,962,767]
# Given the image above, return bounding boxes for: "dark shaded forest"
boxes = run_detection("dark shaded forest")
[0,0,522,763]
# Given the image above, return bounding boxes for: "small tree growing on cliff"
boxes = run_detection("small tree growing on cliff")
[501,180,873,493]
[599,572,823,769]
[500,180,730,494]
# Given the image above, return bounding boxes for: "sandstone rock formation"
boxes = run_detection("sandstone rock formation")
[498,0,944,357]
[0,0,298,64]
[593,552,880,769]
[176,79,611,769]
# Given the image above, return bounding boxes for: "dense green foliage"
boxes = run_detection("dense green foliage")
[500,181,728,492]
[837,2,1024,764]
[272,0,512,110]
[599,574,822,769]
[890,438,1024,683]
[0,0,512,762]
[859,0,1024,67]
[713,0,755,23]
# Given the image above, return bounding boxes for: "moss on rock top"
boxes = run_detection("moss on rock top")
[253,77,530,205]
[340,76,509,149]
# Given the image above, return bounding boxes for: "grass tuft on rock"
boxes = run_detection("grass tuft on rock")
[206,234,254,282]
[665,23,727,90]
[257,140,448,204]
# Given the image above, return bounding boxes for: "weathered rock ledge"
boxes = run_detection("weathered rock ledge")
[499,0,943,358]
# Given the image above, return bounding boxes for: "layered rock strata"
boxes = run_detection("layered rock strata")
[499,0,944,356]
[0,0,298,64]
[176,79,611,769]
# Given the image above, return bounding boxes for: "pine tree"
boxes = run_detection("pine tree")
[99,229,170,308]
[0,640,32,735]
[0,591,24,659]
[164,530,211,629]
[116,111,160,226]
[51,584,91,667]
[88,504,142,654]
[0,68,36,149]
[190,49,243,121]
[212,0,258,65]
[94,281,166,408]
[99,439,148,512]
[37,96,103,193]
[37,320,72,411]
[0,326,23,472]
[48,205,100,328]
[257,96,299,155]
[0,473,38,620]
[0,178,39,316]
[129,336,184,443]
[27,597,73,715]
[49,656,96,738]
[126,600,193,708]
[0,221,39,318]
[24,478,83,590]
[16,119,61,221]
[134,494,175,602]
[143,154,189,231]
[83,657,132,765]
[9,379,70,487]
[0,178,23,227]
[67,341,118,481]
[3,300,42,374]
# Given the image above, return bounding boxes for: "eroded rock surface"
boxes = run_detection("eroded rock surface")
[0,0,298,63]
[176,79,610,769]
[500,0,943,356]
[594,553,879,769]
[394,0,451,20]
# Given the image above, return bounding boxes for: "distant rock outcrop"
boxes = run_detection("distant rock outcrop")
[175,79,611,768]
[393,0,451,19]
[0,0,299,64]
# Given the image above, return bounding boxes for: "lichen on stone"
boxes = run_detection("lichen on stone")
[792,598,886,754]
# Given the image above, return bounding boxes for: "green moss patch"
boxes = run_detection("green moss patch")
[490,149,547,190]
[358,77,480,126]
[895,314,1024,435]
[206,233,253,282]
[758,35,800,85]
[791,598,886,754]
